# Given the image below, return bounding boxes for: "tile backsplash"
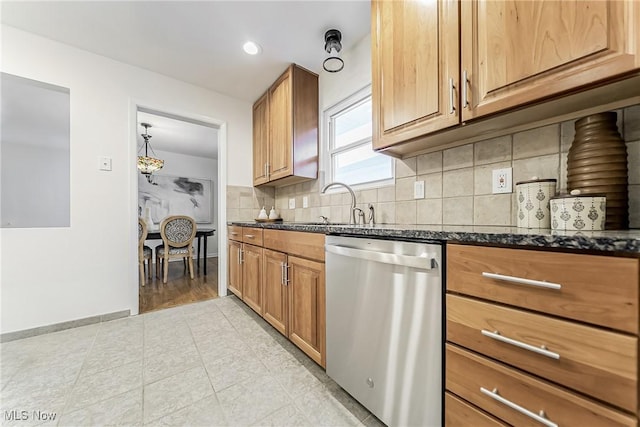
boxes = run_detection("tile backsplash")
[228,104,640,228]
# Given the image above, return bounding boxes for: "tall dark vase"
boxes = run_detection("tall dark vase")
[567,112,628,230]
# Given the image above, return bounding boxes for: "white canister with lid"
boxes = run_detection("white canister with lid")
[550,190,606,231]
[515,177,557,228]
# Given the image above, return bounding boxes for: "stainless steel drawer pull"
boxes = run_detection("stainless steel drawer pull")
[448,77,455,114]
[481,329,560,359]
[244,234,255,238]
[230,232,238,235]
[480,387,558,427]
[482,272,562,290]
[280,262,285,285]
[462,70,469,108]
[284,263,290,285]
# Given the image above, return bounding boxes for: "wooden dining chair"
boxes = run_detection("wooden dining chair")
[138,218,153,286]
[155,215,197,284]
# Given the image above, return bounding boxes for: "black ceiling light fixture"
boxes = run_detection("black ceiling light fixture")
[323,29,344,73]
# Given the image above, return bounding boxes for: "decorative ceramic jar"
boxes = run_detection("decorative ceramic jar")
[567,112,628,229]
[257,206,268,219]
[550,190,606,231]
[515,178,557,228]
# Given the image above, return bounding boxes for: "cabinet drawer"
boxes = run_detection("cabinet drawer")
[228,225,243,241]
[446,344,636,427]
[447,244,639,333]
[447,294,637,412]
[263,229,325,261]
[445,392,507,427]
[242,227,263,246]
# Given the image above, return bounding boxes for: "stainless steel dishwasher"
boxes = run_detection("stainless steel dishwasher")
[325,235,443,427]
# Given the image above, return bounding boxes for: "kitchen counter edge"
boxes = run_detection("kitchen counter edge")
[228,222,640,254]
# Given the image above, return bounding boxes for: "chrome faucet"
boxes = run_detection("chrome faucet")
[321,182,357,225]
[353,207,365,225]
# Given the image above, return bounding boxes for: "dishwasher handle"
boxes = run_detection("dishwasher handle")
[326,244,435,270]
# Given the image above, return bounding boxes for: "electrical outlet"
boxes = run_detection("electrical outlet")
[288,198,296,209]
[302,196,309,208]
[492,168,512,194]
[414,181,425,199]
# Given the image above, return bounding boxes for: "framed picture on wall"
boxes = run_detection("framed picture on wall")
[138,174,212,224]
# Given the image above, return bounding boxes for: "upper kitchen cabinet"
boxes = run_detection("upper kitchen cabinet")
[372,0,640,157]
[371,0,460,151]
[252,92,269,186]
[462,0,640,121]
[252,64,319,186]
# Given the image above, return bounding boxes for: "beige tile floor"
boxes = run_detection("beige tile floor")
[0,296,385,427]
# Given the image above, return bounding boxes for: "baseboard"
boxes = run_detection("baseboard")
[0,309,130,343]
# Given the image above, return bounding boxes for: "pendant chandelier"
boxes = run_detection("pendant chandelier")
[137,123,164,183]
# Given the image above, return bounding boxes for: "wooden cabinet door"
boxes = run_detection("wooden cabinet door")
[227,240,243,298]
[446,344,636,427]
[447,294,638,412]
[445,392,507,427]
[268,69,293,181]
[372,0,460,150]
[461,0,640,121]
[252,92,269,186]
[241,244,263,313]
[287,256,325,367]
[262,249,288,336]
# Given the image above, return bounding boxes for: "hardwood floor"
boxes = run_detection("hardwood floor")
[139,257,219,314]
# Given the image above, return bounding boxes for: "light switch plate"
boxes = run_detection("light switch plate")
[302,196,309,208]
[99,156,112,171]
[492,168,512,194]
[414,181,425,199]
[288,198,296,209]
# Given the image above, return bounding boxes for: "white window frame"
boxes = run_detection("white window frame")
[322,85,394,191]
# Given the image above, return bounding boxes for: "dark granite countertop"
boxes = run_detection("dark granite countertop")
[229,222,640,254]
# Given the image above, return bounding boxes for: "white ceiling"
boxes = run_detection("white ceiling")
[137,110,219,159]
[2,1,370,160]
[1,0,371,103]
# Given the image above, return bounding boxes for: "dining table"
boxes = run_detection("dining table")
[146,228,216,275]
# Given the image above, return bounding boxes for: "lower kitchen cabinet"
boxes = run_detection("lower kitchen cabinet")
[241,243,263,313]
[287,255,325,367]
[445,392,506,427]
[445,243,640,426]
[228,227,326,367]
[227,239,243,298]
[227,228,263,313]
[263,248,288,336]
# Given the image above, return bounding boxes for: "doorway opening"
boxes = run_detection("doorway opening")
[135,107,222,314]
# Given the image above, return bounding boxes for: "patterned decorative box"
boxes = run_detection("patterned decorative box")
[515,178,557,229]
[550,190,606,231]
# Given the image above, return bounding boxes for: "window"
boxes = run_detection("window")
[324,86,394,188]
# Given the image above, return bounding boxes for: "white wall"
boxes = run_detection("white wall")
[319,33,372,112]
[145,149,219,257]
[0,25,252,334]
[317,33,372,182]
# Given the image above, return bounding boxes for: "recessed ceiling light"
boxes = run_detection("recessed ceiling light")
[243,41,261,55]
